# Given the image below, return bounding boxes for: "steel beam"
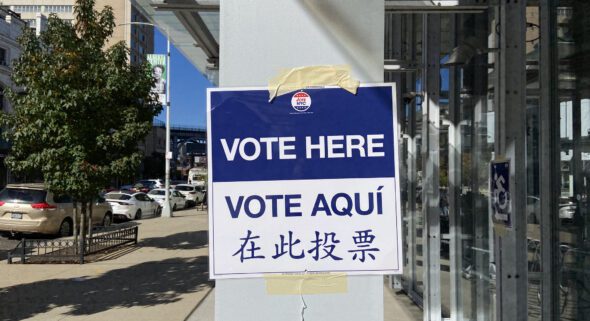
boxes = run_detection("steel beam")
[152,0,220,65]
[468,11,492,321]
[494,1,528,320]
[386,8,486,14]
[422,13,442,321]
[404,13,419,303]
[384,12,406,290]
[152,0,219,12]
[538,0,560,320]
[174,10,219,63]
[446,13,462,321]
[385,0,489,13]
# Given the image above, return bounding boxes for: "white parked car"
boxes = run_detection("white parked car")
[137,179,164,190]
[105,192,161,220]
[526,195,577,225]
[175,184,206,206]
[148,189,187,211]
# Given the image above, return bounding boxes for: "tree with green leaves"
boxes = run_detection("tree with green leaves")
[1,0,161,243]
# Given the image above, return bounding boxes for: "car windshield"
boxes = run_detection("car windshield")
[105,193,131,200]
[176,185,194,191]
[148,190,165,196]
[0,188,47,204]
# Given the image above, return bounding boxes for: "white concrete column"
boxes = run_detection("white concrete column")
[217,1,384,321]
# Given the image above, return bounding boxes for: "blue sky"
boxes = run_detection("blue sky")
[153,30,211,129]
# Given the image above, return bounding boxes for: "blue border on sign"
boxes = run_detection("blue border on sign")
[209,86,396,182]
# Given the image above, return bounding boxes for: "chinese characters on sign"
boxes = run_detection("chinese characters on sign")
[207,85,402,279]
[232,229,379,263]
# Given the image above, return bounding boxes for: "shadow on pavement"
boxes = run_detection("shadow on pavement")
[140,230,208,250]
[0,256,211,321]
[90,244,141,262]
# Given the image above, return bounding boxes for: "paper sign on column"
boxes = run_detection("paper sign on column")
[207,84,403,279]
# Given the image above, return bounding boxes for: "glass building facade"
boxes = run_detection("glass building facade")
[385,1,590,320]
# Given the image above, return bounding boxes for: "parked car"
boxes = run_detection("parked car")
[0,183,113,237]
[148,189,187,211]
[139,179,163,189]
[175,184,206,206]
[527,195,578,224]
[170,180,186,188]
[130,183,151,193]
[105,191,160,220]
[123,179,162,194]
[119,184,133,192]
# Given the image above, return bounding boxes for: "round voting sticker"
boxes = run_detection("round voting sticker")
[291,91,312,112]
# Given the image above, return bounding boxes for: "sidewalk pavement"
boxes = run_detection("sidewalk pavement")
[0,206,422,321]
[0,208,212,321]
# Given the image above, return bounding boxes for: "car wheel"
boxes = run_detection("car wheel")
[135,209,142,220]
[173,203,177,211]
[184,201,189,209]
[58,219,73,237]
[156,206,162,217]
[102,213,112,227]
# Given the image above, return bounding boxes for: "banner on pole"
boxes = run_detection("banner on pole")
[147,54,166,105]
[207,84,402,279]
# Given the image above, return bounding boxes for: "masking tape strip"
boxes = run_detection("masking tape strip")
[265,272,348,295]
[268,65,360,102]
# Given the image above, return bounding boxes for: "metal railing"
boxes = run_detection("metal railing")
[7,225,138,264]
[86,224,138,255]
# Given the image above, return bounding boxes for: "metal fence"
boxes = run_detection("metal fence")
[7,225,138,264]
[86,225,138,255]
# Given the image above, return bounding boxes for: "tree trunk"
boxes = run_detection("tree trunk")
[73,200,78,247]
[79,202,86,263]
[87,201,93,238]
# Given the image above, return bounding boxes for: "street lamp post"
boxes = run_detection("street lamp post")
[118,22,172,218]
[163,37,172,218]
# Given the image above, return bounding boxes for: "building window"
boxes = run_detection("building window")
[44,5,73,13]
[0,48,7,66]
[0,85,4,111]
[24,19,36,29]
[12,5,41,13]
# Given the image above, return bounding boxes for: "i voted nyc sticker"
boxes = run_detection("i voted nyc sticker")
[291,91,312,112]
